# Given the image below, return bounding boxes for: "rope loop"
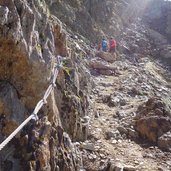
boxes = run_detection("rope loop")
[0,55,64,151]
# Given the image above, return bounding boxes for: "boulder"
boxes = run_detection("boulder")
[96,51,116,63]
[134,97,171,144]
[90,59,117,75]
[135,116,171,142]
[90,60,116,70]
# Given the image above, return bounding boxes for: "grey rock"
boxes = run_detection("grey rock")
[0,6,9,25]
[117,126,128,134]
[111,140,117,144]
[82,142,95,151]
[116,111,126,119]
[105,131,116,140]
[127,128,138,138]
[119,99,127,106]
[95,111,100,118]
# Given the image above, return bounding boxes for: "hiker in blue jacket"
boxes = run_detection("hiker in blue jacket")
[101,38,108,52]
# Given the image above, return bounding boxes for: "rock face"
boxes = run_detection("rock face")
[0,0,91,170]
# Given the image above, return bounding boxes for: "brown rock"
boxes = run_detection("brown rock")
[96,51,116,63]
[135,116,171,143]
[90,59,117,75]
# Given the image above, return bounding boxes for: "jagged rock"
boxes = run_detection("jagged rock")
[134,97,171,144]
[96,51,116,63]
[136,116,171,142]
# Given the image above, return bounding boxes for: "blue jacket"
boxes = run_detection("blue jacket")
[102,40,107,49]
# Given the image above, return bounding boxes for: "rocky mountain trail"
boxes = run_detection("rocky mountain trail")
[1,0,171,170]
[78,51,171,171]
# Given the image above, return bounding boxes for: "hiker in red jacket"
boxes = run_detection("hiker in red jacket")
[109,37,116,53]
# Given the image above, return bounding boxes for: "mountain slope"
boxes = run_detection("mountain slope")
[0,0,171,171]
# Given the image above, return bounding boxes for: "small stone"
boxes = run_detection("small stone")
[158,166,165,171]
[116,111,126,119]
[99,153,106,159]
[111,140,117,144]
[117,126,128,134]
[97,140,102,143]
[166,161,171,166]
[149,146,154,149]
[88,154,97,160]
[105,131,115,139]
[134,161,139,164]
[118,139,122,143]
[95,145,100,151]
[73,142,80,146]
[120,99,126,106]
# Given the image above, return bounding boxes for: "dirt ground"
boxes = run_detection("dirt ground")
[81,57,171,171]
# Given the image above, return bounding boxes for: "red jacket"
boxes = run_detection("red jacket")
[109,39,116,48]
